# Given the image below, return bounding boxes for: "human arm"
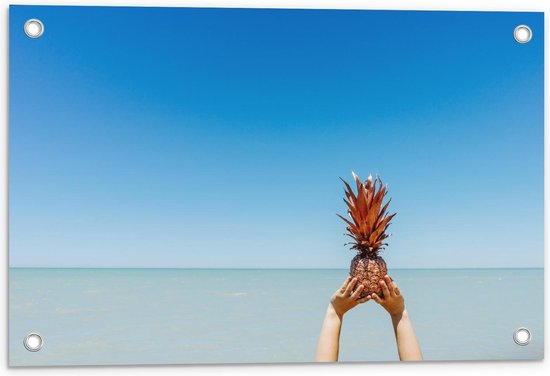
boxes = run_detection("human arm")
[315,276,370,362]
[371,275,423,361]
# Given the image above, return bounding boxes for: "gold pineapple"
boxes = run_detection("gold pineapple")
[337,172,396,298]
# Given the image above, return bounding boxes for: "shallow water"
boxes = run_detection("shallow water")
[9,268,544,366]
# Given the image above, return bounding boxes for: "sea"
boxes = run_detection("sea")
[8,268,544,366]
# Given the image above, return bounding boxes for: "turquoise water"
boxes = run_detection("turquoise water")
[9,268,543,366]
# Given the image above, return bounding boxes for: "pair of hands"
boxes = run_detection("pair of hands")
[330,275,405,319]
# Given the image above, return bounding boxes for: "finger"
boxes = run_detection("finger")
[384,275,396,297]
[339,276,352,293]
[351,284,364,300]
[380,279,391,298]
[356,295,371,304]
[371,293,383,304]
[344,277,358,296]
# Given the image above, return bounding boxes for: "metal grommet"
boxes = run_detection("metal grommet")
[513,327,531,346]
[24,19,44,39]
[514,25,532,44]
[23,332,43,352]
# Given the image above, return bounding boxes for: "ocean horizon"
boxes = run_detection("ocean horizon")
[9,267,544,366]
[9,266,544,270]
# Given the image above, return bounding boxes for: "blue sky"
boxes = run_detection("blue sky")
[9,6,543,268]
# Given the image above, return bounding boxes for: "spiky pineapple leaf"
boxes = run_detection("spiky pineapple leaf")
[337,173,396,254]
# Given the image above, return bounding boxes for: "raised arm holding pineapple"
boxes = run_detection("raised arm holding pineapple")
[315,276,370,362]
[372,275,423,361]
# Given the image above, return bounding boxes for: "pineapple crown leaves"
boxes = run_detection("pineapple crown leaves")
[337,172,396,255]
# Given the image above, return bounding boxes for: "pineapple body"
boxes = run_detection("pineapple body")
[349,253,387,298]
